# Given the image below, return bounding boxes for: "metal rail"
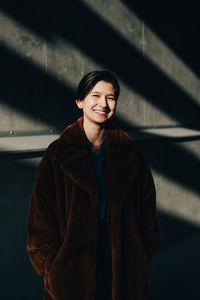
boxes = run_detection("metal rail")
[0,127,200,159]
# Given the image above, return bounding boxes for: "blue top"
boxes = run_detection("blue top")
[85,135,106,221]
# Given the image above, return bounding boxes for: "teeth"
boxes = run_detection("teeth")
[94,110,106,115]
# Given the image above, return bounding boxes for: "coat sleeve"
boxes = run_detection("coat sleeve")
[138,153,160,262]
[26,143,61,276]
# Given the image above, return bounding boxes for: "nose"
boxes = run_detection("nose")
[98,96,108,107]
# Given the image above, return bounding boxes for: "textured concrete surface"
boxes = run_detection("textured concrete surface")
[0,1,200,131]
[0,134,59,152]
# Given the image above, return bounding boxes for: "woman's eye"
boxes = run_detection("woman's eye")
[92,94,99,97]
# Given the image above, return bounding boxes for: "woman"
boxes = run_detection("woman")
[26,70,160,300]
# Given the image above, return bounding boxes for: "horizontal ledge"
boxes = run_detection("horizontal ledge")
[0,128,200,156]
[0,134,59,154]
[130,127,200,140]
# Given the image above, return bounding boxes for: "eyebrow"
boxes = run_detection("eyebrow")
[91,91,115,96]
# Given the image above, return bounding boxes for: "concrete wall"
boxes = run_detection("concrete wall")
[0,0,199,132]
[0,1,200,299]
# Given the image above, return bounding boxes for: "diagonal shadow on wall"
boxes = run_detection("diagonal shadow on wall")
[0,1,200,128]
[0,41,200,197]
[0,4,199,197]
[0,45,79,128]
[121,0,200,77]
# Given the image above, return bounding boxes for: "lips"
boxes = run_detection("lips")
[93,109,107,115]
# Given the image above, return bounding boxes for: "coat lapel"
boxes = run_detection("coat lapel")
[53,116,141,210]
[104,127,140,209]
[53,116,99,199]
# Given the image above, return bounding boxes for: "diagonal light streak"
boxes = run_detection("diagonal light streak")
[0,10,102,90]
[0,5,200,226]
[82,0,200,106]
[154,170,200,226]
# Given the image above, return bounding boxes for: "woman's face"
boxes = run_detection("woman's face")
[76,80,117,125]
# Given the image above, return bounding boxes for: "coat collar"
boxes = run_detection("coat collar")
[53,116,141,206]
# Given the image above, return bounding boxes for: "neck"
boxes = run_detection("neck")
[83,116,105,146]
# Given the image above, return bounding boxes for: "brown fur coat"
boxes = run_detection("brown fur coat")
[26,116,159,300]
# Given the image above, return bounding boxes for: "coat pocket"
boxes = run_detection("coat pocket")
[44,244,61,296]
[44,244,61,277]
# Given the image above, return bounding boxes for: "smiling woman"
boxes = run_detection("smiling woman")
[76,81,117,123]
[75,71,119,153]
[26,70,159,300]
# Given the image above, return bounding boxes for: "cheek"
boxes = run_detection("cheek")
[110,102,117,111]
[82,99,94,110]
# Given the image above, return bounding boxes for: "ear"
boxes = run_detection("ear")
[75,99,83,109]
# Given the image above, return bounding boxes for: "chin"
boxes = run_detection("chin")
[84,112,113,125]
[95,114,112,122]
[94,119,108,125]
[95,113,113,121]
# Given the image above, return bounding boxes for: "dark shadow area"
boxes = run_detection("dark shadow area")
[0,158,43,300]
[112,116,200,196]
[157,211,200,250]
[137,137,200,195]
[0,1,200,128]
[149,211,200,300]
[0,44,79,128]
[0,150,44,160]
[122,0,200,77]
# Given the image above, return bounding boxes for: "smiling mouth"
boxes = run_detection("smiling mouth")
[93,110,107,115]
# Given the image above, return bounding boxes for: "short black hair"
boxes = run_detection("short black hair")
[75,70,120,100]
